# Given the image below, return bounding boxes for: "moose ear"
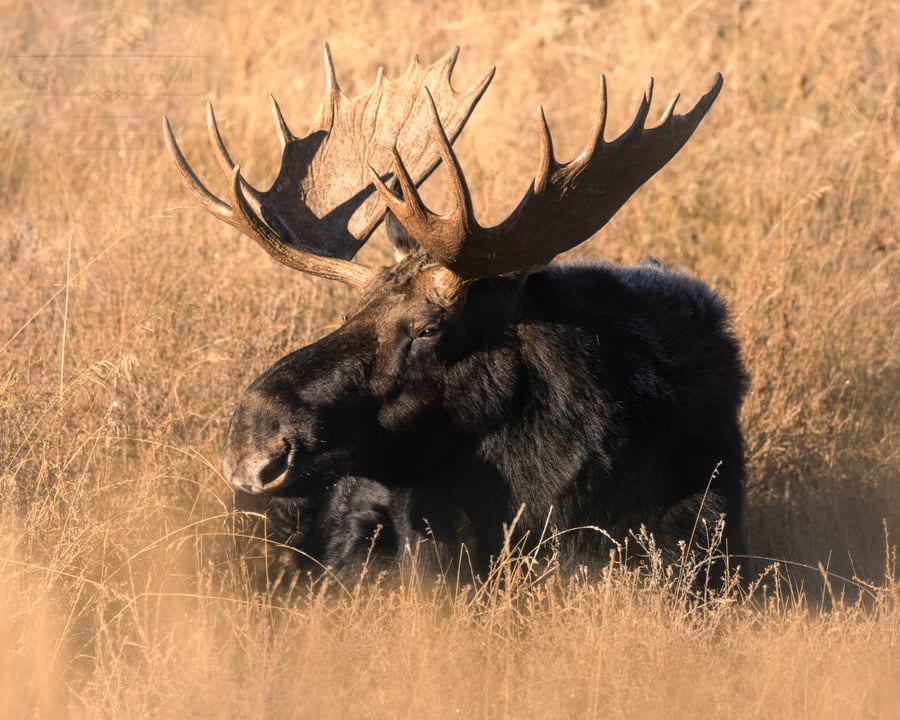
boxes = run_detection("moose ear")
[385,208,419,258]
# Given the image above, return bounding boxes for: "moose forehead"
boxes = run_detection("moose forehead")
[346,252,466,328]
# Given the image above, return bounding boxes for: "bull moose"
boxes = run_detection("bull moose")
[165,46,747,585]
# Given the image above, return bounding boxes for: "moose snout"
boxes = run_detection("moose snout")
[222,387,317,495]
[222,437,295,494]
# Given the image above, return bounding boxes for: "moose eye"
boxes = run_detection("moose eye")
[415,325,441,340]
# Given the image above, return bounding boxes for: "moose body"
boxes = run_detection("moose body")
[231,254,746,580]
[166,47,747,584]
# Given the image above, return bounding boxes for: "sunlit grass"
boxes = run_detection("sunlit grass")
[1,0,898,716]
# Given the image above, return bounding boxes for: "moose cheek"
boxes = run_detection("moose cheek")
[377,383,441,435]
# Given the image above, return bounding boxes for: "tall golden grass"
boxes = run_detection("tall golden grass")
[1,0,898,716]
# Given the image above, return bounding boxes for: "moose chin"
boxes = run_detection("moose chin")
[166,45,748,588]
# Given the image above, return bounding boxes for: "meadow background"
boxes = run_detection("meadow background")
[1,0,898,717]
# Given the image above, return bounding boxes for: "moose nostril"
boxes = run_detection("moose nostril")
[259,442,291,487]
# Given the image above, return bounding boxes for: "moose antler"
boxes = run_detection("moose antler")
[164,45,494,287]
[372,74,723,279]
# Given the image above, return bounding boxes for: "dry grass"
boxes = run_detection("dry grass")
[1,0,898,717]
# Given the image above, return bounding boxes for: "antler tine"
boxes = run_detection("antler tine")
[323,43,339,92]
[534,107,555,194]
[370,148,426,221]
[269,95,295,150]
[163,115,232,221]
[423,88,476,232]
[575,75,608,165]
[658,92,680,125]
[205,103,236,177]
[437,45,460,85]
[626,77,654,136]
[313,43,340,131]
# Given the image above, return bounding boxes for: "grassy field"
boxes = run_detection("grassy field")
[1,0,898,716]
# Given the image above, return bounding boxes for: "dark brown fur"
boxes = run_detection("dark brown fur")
[225,251,748,585]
